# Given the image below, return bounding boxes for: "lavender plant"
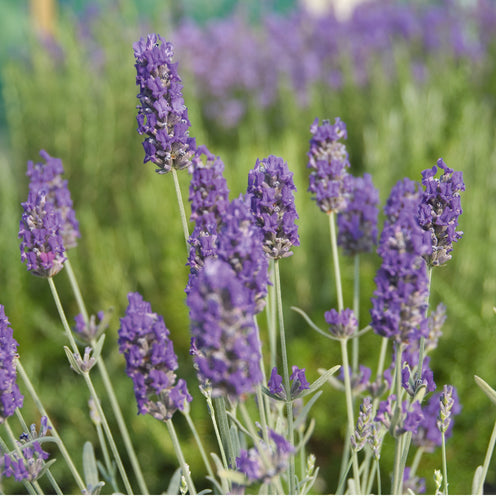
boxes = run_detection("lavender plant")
[6,23,496,496]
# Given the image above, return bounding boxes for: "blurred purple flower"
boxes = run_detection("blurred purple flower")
[370,178,431,344]
[188,259,262,399]
[337,173,379,256]
[134,34,195,173]
[247,155,300,259]
[307,117,352,214]
[325,307,358,339]
[18,190,66,278]
[26,150,80,249]
[118,292,192,421]
[73,311,108,344]
[0,306,23,424]
[418,158,464,267]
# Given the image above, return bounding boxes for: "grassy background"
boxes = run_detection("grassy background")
[1,0,496,493]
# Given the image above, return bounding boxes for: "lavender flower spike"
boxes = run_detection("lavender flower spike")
[337,173,379,256]
[307,117,352,214]
[118,292,192,421]
[437,385,458,434]
[134,34,196,173]
[418,158,465,267]
[18,189,67,278]
[26,150,80,249]
[188,258,263,399]
[0,305,23,423]
[247,155,300,259]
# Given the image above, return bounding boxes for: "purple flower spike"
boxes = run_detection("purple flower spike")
[337,173,379,256]
[217,195,269,313]
[307,117,352,214]
[26,150,80,249]
[437,384,459,434]
[186,145,230,293]
[134,34,196,173]
[418,158,465,267]
[0,306,23,424]
[18,190,67,278]
[325,308,358,339]
[118,292,192,421]
[188,258,263,399]
[247,155,300,259]
[370,179,431,344]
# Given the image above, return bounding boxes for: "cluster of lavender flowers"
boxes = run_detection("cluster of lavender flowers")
[169,1,493,127]
[134,34,196,173]
[118,292,192,421]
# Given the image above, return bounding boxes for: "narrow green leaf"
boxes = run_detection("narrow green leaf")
[294,391,322,430]
[299,365,341,398]
[91,334,106,362]
[82,441,99,488]
[475,375,496,406]
[64,346,81,374]
[166,467,182,495]
[472,465,484,495]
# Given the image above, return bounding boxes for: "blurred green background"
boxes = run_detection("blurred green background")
[1,0,496,493]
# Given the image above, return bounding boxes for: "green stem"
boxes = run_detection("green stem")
[48,277,133,494]
[329,212,344,312]
[352,254,360,374]
[476,416,496,494]
[409,447,424,478]
[171,168,190,249]
[392,343,405,495]
[340,338,361,494]
[166,419,197,495]
[65,256,149,494]
[213,396,236,469]
[274,260,296,495]
[15,360,86,492]
[94,415,119,492]
[441,431,449,495]
[183,411,216,481]
[267,259,277,371]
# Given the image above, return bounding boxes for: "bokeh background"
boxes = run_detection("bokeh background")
[1,0,496,493]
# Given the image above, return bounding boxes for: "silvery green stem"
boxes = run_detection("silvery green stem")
[329,212,344,312]
[475,417,496,494]
[392,343,406,495]
[65,257,149,494]
[172,168,190,249]
[16,359,86,492]
[48,278,134,494]
[417,267,432,388]
[165,419,197,495]
[182,410,216,481]
[14,408,63,495]
[352,254,360,373]
[409,446,424,479]
[0,433,37,495]
[340,337,361,494]
[213,396,236,470]
[274,259,296,495]
[267,259,277,371]
[441,431,449,494]
[93,411,119,493]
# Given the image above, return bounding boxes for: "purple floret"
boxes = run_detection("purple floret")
[370,178,431,344]
[26,150,80,249]
[18,190,67,278]
[337,173,379,256]
[134,34,196,173]
[247,155,300,259]
[307,117,352,214]
[418,158,464,267]
[118,292,192,421]
[0,306,23,424]
[188,258,262,399]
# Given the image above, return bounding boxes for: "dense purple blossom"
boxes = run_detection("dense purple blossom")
[216,196,269,313]
[18,190,66,278]
[418,158,464,267]
[134,34,195,173]
[307,117,352,214]
[0,306,23,423]
[268,366,309,400]
[186,145,230,293]
[325,308,358,338]
[337,173,379,255]
[26,150,80,249]
[187,258,262,399]
[370,178,432,344]
[118,292,192,421]
[247,155,300,259]
[413,385,461,452]
[236,428,295,485]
